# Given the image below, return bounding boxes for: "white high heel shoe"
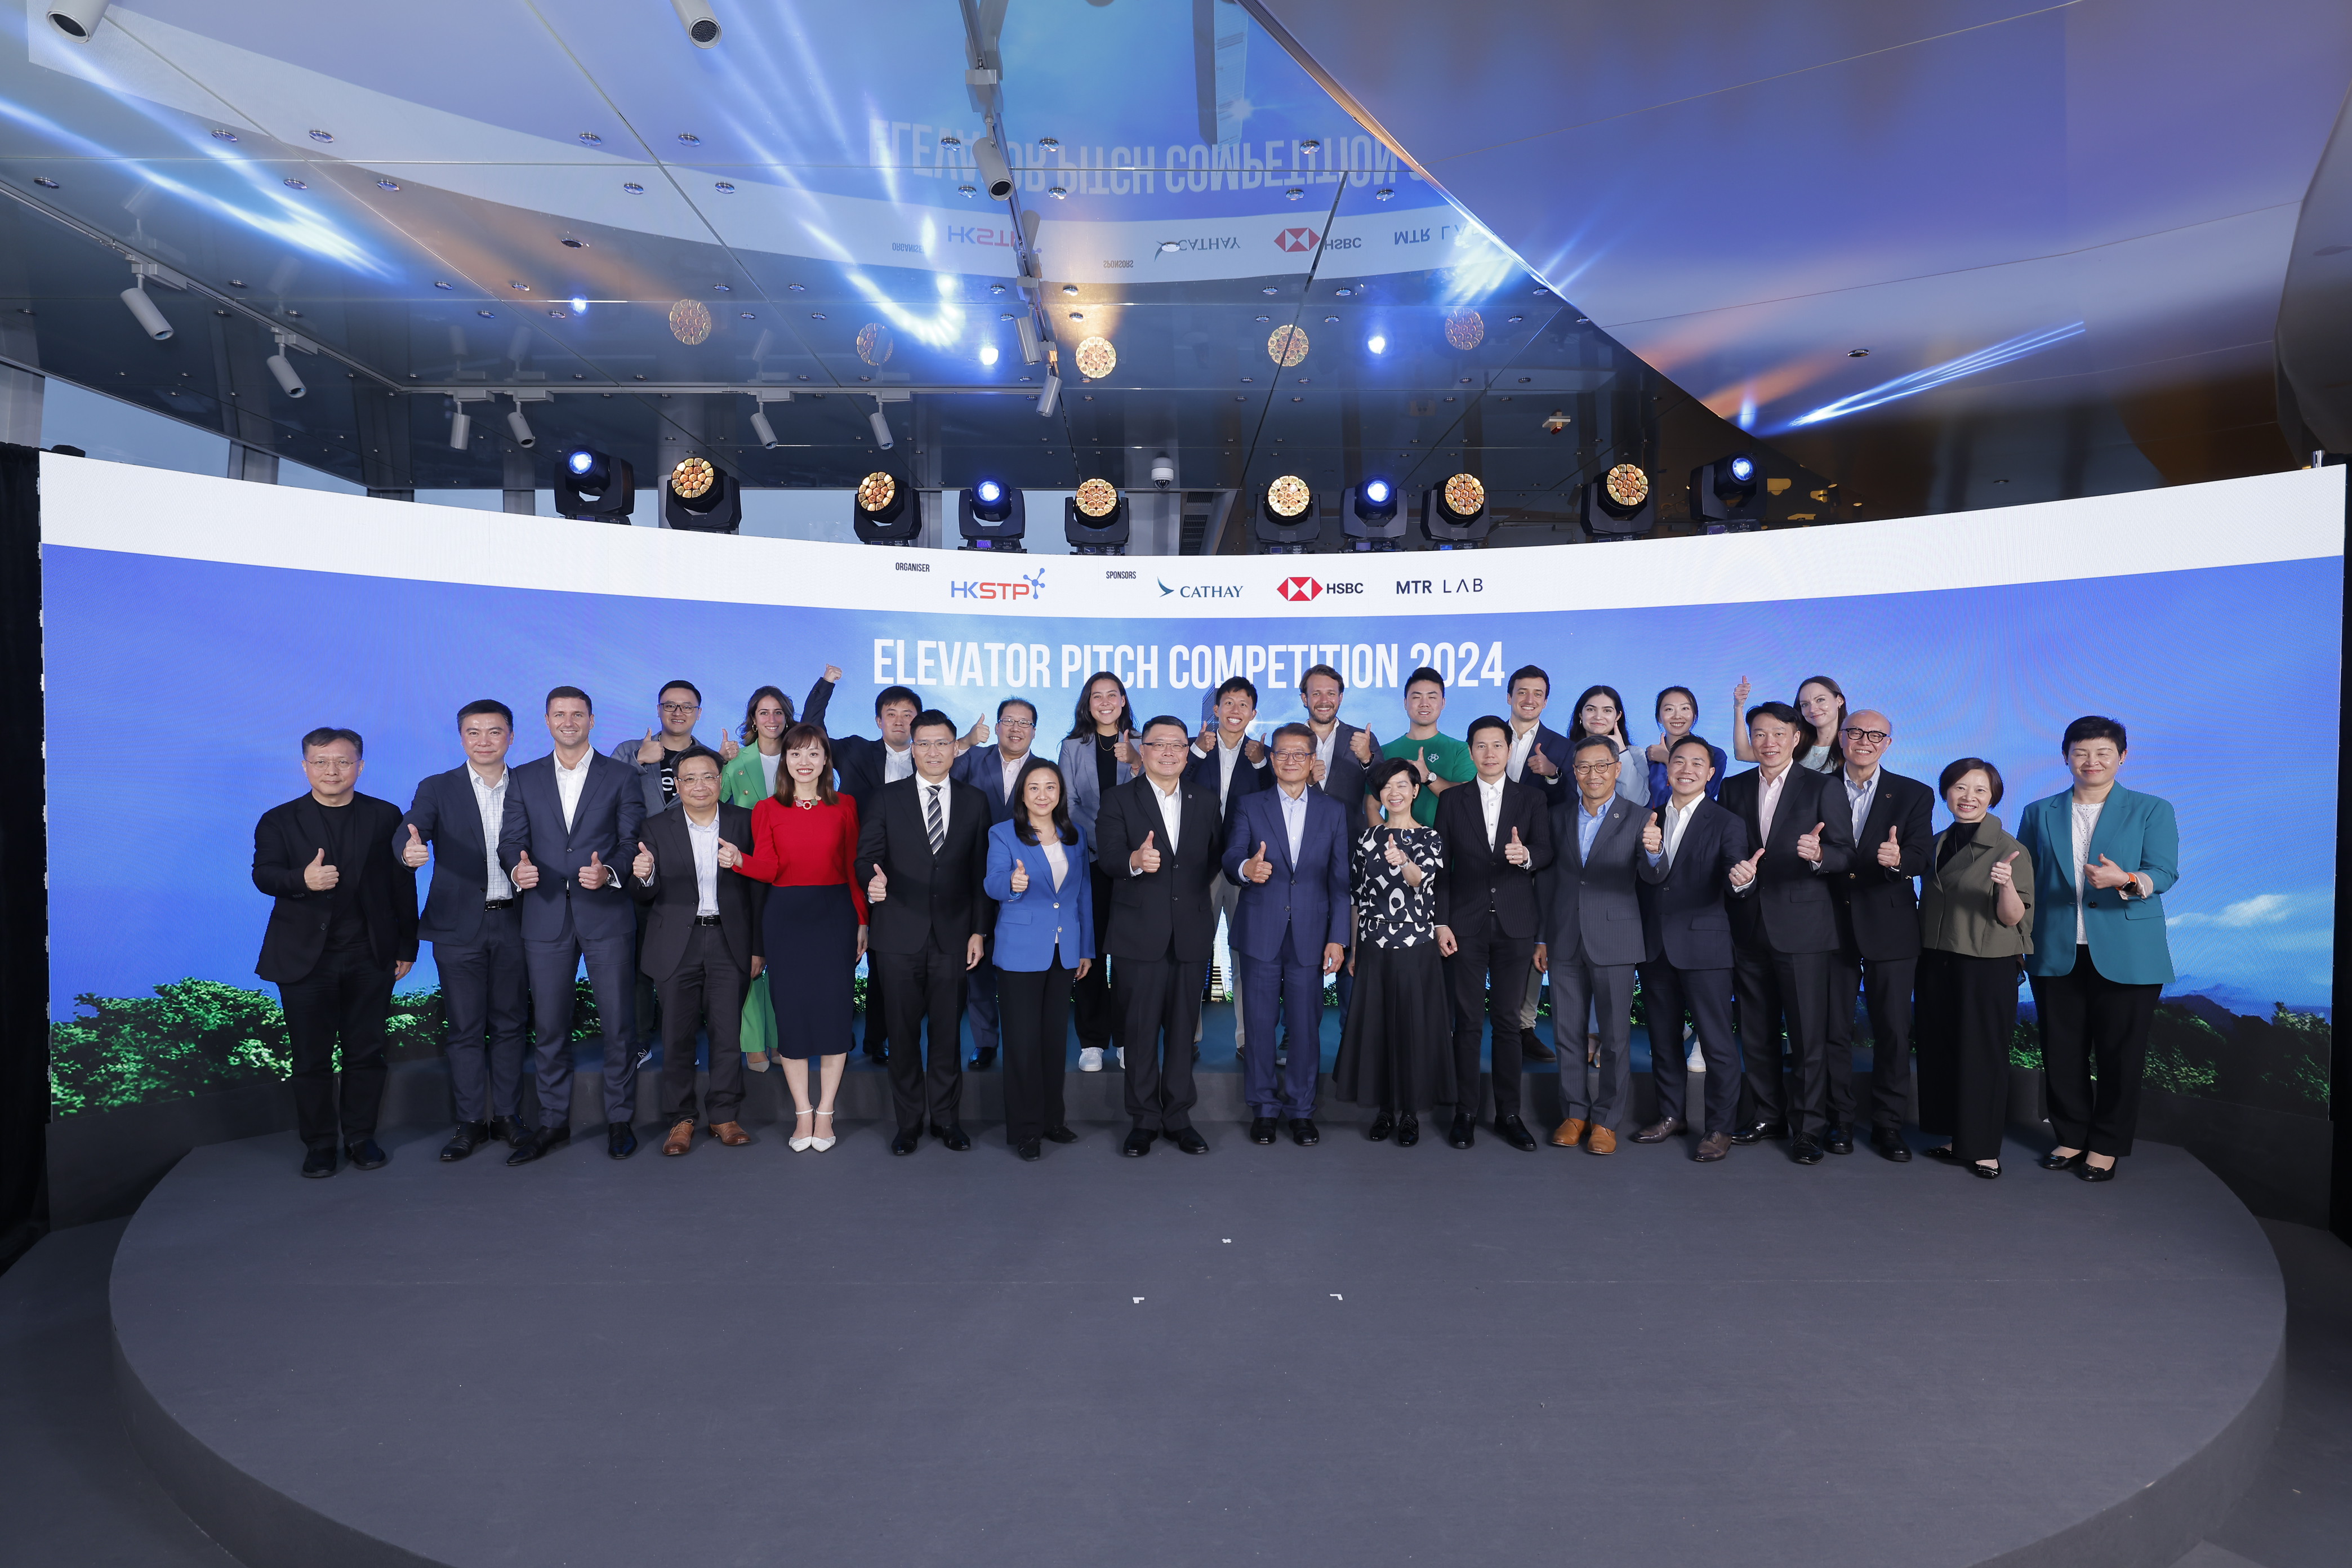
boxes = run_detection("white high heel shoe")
[788,1110,815,1152]
[810,1110,837,1152]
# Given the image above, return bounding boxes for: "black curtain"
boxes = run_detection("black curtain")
[0,442,47,1272]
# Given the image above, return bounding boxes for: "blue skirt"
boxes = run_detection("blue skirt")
[761,883,859,1061]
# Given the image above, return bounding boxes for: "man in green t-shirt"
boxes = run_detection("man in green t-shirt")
[1377,666,1476,826]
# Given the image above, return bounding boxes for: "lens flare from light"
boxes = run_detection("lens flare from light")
[1785,324,2087,429]
[570,296,589,313]
[567,449,595,475]
[1363,479,1392,505]
[1366,334,1387,355]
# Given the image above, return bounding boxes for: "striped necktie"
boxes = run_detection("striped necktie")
[925,783,945,854]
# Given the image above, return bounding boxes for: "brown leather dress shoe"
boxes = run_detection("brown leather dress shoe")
[661,1120,696,1157]
[1585,1125,1618,1155]
[1632,1119,1685,1144]
[709,1121,750,1147]
[1693,1132,1734,1162]
[1549,1117,1587,1149]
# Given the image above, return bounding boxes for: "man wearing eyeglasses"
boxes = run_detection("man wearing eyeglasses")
[1824,710,1934,1161]
[1533,734,1646,1154]
[609,679,722,1071]
[951,697,1044,1070]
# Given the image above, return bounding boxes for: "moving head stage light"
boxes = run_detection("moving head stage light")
[663,456,741,534]
[1342,476,1406,551]
[958,478,1026,551]
[555,447,635,523]
[853,471,920,545]
[1583,462,1654,540]
[1420,472,1491,548]
[1254,474,1320,554]
[1064,478,1129,554]
[1689,452,1762,532]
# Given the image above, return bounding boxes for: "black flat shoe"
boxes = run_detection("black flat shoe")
[1790,1136,1825,1165]
[1395,1114,1420,1147]
[506,1124,567,1166]
[929,1122,972,1152]
[2076,1159,2118,1182]
[1447,1113,1475,1150]
[1367,1112,1395,1142]
[300,1148,336,1179]
[1249,1116,1279,1145]
[1170,1127,1210,1155]
[1732,1120,1787,1145]
[1823,1123,1854,1156]
[1871,1127,1913,1162]
[1288,1118,1319,1147]
[344,1139,387,1171]
[890,1128,921,1156]
[1518,1027,1556,1063]
[1121,1127,1155,1157]
[440,1123,491,1162]
[2039,1149,2085,1171]
[1015,1138,1042,1162]
[1043,1125,1078,1144]
[1495,1115,1538,1152]
[1924,1144,1961,1164]
[1971,1161,2001,1179]
[606,1122,637,1160]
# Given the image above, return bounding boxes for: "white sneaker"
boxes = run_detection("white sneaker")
[1080,1047,1104,1073]
[1687,1045,1706,1072]
[1115,1046,1125,1068]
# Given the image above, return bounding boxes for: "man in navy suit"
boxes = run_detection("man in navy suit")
[950,696,1044,1071]
[1188,675,1270,1048]
[1534,734,1648,1153]
[398,699,531,1162]
[1221,724,1350,1146]
[1503,665,1573,1064]
[497,685,647,1162]
[1633,736,1750,1161]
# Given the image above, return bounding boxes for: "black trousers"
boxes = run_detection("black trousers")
[1445,924,1533,1117]
[1115,952,1204,1131]
[2029,946,2158,1157]
[433,908,527,1125]
[1916,949,2021,1162]
[876,942,968,1132]
[1825,949,1917,1131]
[656,924,748,1126]
[279,941,396,1153]
[1070,865,1119,1052]
[1732,943,1833,1137]
[1641,959,1740,1136]
[997,956,1074,1142]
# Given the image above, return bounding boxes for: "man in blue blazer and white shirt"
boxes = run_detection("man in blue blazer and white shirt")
[398,698,531,1162]
[1222,724,1351,1146]
[497,685,647,1163]
[950,697,1046,1072]
[1534,734,1649,1153]
[1633,736,1752,1161]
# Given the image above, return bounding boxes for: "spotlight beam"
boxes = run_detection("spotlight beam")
[1786,323,2087,428]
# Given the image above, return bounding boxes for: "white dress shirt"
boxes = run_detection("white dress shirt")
[1477,774,1506,848]
[1842,768,1880,847]
[1756,764,1790,847]
[553,750,591,831]
[1130,777,1184,873]
[919,776,952,843]
[1312,724,1339,779]
[1274,782,1310,864]
[1040,834,1070,890]
[1205,733,1246,806]
[999,749,1031,805]
[2071,797,2104,944]
[883,742,915,784]
[1506,721,1540,783]
[1660,794,1701,870]
[683,809,722,917]
[469,765,514,901]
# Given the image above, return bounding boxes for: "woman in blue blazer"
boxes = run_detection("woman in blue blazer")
[983,759,1096,1160]
[2014,716,2179,1182]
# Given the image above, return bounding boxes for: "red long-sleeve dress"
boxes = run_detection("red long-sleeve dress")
[733,795,866,1059]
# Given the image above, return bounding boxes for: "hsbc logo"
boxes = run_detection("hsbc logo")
[1276,576,1322,601]
[1274,227,1321,253]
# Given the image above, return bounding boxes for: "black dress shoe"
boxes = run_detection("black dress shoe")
[890,1128,921,1156]
[1043,1125,1078,1144]
[1823,1122,1855,1156]
[1495,1115,1538,1152]
[2076,1159,2118,1182]
[344,1138,387,1170]
[1731,1120,1787,1144]
[489,1115,528,1148]
[1016,1138,1043,1162]
[1872,1127,1913,1162]
[1249,1116,1279,1145]
[1924,1144,1961,1164]
[1121,1126,1155,1157]
[606,1122,637,1160]
[1367,1112,1396,1142]
[1518,1026,1556,1063]
[1288,1118,1319,1147]
[1170,1126,1210,1155]
[1790,1135,1825,1165]
[2038,1148,2085,1171]
[930,1122,973,1152]
[1395,1113,1420,1147]
[439,1123,491,1162]
[300,1147,336,1179]
[970,1046,997,1071]
[506,1124,567,1165]
[1447,1112,1476,1149]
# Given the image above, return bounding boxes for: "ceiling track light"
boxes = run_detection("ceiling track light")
[46,0,112,41]
[502,389,549,448]
[668,0,720,47]
[118,260,187,340]
[868,397,895,449]
[447,394,485,450]
[1014,313,1043,364]
[266,326,317,398]
[747,390,791,450]
[1036,366,1062,418]
[972,137,1014,201]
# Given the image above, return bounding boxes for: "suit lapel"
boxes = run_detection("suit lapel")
[449,769,487,859]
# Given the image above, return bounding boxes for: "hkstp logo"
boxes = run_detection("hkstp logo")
[1276,576,1322,602]
[951,567,1046,601]
[1274,226,1320,253]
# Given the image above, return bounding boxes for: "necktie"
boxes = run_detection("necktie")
[925,785,945,854]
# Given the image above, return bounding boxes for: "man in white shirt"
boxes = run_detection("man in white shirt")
[1501,665,1570,1064]
[951,697,1044,1070]
[1187,676,1270,1050]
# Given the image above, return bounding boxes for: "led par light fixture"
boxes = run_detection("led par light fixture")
[555,446,635,522]
[1583,462,1655,540]
[853,470,920,545]
[1064,478,1129,554]
[1254,474,1321,554]
[1419,472,1492,548]
[663,455,740,533]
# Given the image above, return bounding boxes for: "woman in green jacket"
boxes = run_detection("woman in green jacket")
[721,669,839,1067]
[1916,758,2032,1178]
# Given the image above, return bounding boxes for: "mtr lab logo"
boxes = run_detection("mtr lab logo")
[1274,227,1321,253]
[950,568,1046,602]
[1277,576,1322,602]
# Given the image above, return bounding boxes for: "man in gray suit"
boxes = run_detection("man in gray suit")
[498,685,647,1162]
[1535,734,1649,1153]
[1299,663,1377,814]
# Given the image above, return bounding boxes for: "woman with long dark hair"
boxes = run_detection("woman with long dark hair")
[1640,685,1725,807]
[982,759,1095,1160]
[1055,671,1137,1072]
[1566,684,1647,807]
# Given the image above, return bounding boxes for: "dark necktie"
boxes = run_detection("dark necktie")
[925,785,945,855]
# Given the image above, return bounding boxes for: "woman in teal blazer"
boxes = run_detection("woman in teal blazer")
[982,760,1095,1161]
[2013,716,2177,1181]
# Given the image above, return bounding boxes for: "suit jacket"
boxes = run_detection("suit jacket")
[951,743,1045,825]
[1219,785,1352,960]
[1636,796,1749,970]
[1538,794,1647,967]
[1921,814,2033,960]
[1717,764,1854,955]
[854,774,995,956]
[982,819,1097,970]
[716,675,838,810]
[1430,776,1556,942]
[1313,720,1378,811]
[1057,732,1134,847]
[496,751,645,944]
[1512,720,1574,803]
[398,764,511,946]
[831,734,903,819]
[1187,735,1270,816]
[252,792,418,984]
[1828,769,1936,960]
[1093,774,1226,961]
[624,800,767,978]
[2014,785,2177,983]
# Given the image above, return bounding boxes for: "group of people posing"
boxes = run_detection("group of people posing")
[252,664,2178,1182]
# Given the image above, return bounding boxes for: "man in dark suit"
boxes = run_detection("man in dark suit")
[949,696,1044,1071]
[1503,665,1572,1064]
[1633,736,1750,1161]
[1300,662,1376,1032]
[1717,701,1855,1164]
[1534,734,1647,1154]
[397,700,528,1162]
[1432,715,1556,1151]
[625,748,765,1155]
[252,727,418,1178]
[857,710,994,1154]
[1095,715,1227,1155]
[1188,676,1270,1050]
[1222,724,1350,1146]
[831,683,923,819]
[497,685,647,1162]
[1823,710,1935,1161]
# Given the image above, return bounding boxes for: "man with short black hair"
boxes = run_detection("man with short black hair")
[1378,668,1476,828]
[835,686,988,817]
[1534,733,1646,1152]
[1502,663,1571,1063]
[614,679,729,814]
[254,728,417,1178]
[950,696,1044,1070]
[1190,675,1269,1049]
[1634,734,1750,1161]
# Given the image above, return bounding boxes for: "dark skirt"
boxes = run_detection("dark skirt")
[1331,941,1449,1113]
[760,883,858,1062]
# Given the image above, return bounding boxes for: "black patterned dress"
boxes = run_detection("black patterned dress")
[1332,825,1450,1114]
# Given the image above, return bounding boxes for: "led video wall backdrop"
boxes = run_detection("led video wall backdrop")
[39,458,2341,1125]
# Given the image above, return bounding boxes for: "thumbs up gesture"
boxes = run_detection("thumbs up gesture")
[2086,853,2134,891]
[578,849,612,890]
[1350,727,1374,765]
[1244,735,1267,766]
[1989,849,2020,889]
[719,730,741,761]
[1796,821,1825,865]
[631,839,654,881]
[1642,810,1663,856]
[1009,856,1030,894]
[1504,825,1531,867]
[402,824,430,868]
[1729,845,1766,889]
[1383,829,1407,868]
[1197,719,1217,754]
[867,864,889,903]
[1411,746,1429,782]
[635,728,664,764]
[1525,743,1558,778]
[1244,840,1273,884]
[1876,824,1902,870]
[716,836,742,870]
[1129,829,1161,875]
[1115,728,1138,768]
[511,849,540,889]
[302,847,339,890]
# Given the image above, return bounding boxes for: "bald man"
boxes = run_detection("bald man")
[1824,710,1935,1160]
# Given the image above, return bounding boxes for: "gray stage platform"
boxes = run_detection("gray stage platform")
[111,1123,2283,1568]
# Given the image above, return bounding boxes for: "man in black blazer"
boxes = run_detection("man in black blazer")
[1634,736,1750,1161]
[1503,665,1573,1063]
[948,696,1045,1071]
[1824,711,1935,1161]
[253,727,418,1179]
[1188,676,1270,1050]
[625,749,766,1155]
[1717,701,1855,1163]
[1534,735,1647,1153]
[1432,715,1556,1151]
[856,710,994,1154]
[397,700,529,1162]
[1094,715,1227,1155]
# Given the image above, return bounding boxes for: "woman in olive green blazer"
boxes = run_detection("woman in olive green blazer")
[1915,757,2033,1177]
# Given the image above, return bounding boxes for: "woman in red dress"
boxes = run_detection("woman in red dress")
[730,724,867,1152]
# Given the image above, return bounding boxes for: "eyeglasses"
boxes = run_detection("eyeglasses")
[1570,761,1617,777]
[1842,727,1890,745]
[997,718,1035,730]
[1271,748,1313,761]
[910,738,954,751]
[659,702,700,715]
[1141,740,1187,752]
